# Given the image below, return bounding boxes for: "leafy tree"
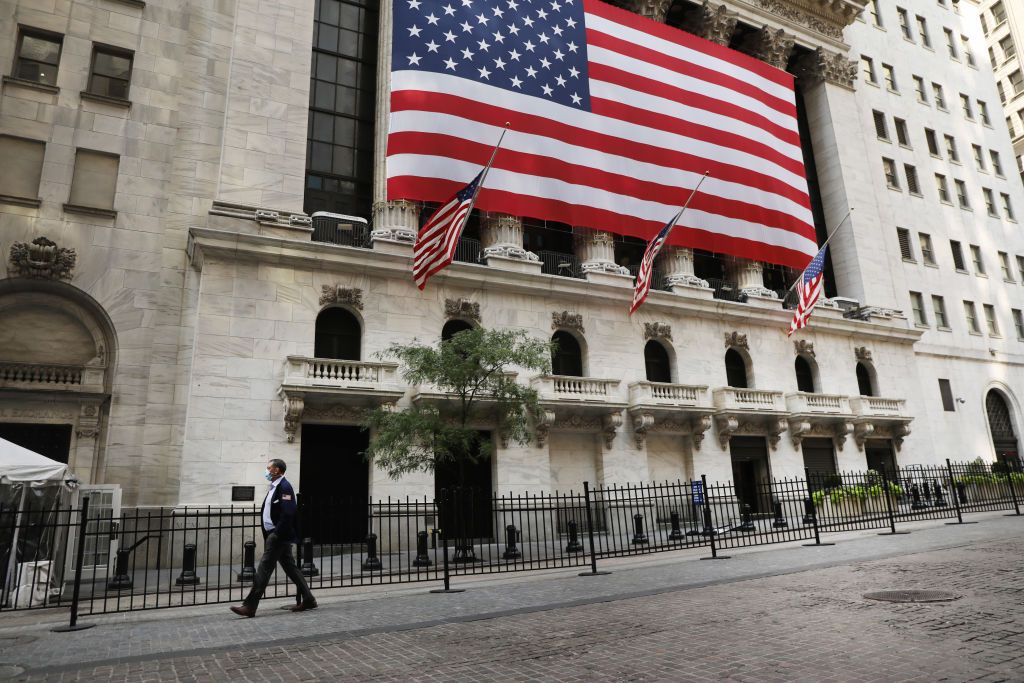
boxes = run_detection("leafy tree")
[363,327,552,484]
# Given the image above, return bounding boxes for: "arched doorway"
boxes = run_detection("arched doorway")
[314,307,361,360]
[986,390,1020,469]
[644,341,671,383]
[856,362,875,397]
[725,348,748,388]
[551,330,583,376]
[441,319,474,341]
[795,356,816,393]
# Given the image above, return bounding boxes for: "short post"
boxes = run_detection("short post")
[413,530,432,567]
[237,540,256,582]
[878,469,909,536]
[686,496,702,536]
[502,524,522,560]
[361,533,383,571]
[932,481,947,508]
[668,511,684,541]
[944,459,976,525]
[699,475,729,560]
[802,469,835,547]
[922,481,933,506]
[1005,464,1021,516]
[956,482,968,505]
[772,498,788,529]
[801,497,816,526]
[578,481,611,576]
[910,483,925,510]
[735,504,755,532]
[175,543,201,586]
[565,519,584,552]
[300,537,319,577]
[630,513,648,545]
[428,526,465,594]
[52,497,95,632]
[107,547,133,591]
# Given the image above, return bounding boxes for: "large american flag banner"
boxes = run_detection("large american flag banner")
[629,207,682,315]
[387,0,818,269]
[787,244,827,336]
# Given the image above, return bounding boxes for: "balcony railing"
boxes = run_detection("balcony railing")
[283,357,400,389]
[628,381,709,406]
[537,250,583,278]
[453,237,482,264]
[706,278,741,302]
[0,362,105,392]
[786,392,852,415]
[532,375,621,401]
[310,212,371,248]
[713,387,786,412]
[851,396,907,418]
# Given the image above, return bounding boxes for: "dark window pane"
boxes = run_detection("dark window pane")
[337,60,357,86]
[20,35,61,65]
[16,60,55,84]
[319,0,340,25]
[314,81,335,109]
[316,53,337,80]
[317,24,339,52]
[313,112,333,141]
[306,174,323,190]
[338,29,360,57]
[340,2,361,28]
[332,145,354,175]
[94,51,131,79]
[334,86,357,115]
[310,142,333,172]
[333,116,355,145]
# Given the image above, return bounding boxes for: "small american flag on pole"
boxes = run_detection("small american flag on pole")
[787,244,828,336]
[413,170,483,289]
[629,208,682,315]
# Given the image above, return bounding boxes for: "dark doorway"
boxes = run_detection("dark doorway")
[441,319,474,341]
[644,341,671,383]
[0,423,72,463]
[314,308,361,360]
[551,331,583,377]
[435,431,494,540]
[865,440,897,479]
[802,437,837,491]
[725,349,748,388]
[795,356,815,393]
[986,391,1019,468]
[729,436,771,514]
[299,424,370,544]
[856,363,875,397]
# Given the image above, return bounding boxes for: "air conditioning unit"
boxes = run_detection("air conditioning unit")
[829,296,861,312]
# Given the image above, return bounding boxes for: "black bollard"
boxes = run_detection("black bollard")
[630,513,649,544]
[686,500,702,536]
[700,506,717,536]
[956,481,967,504]
[910,483,926,510]
[932,481,947,508]
[107,548,133,590]
[413,530,432,567]
[801,497,816,525]
[502,524,522,560]
[361,532,383,571]
[922,481,933,504]
[772,499,789,529]
[175,543,201,585]
[735,504,756,532]
[237,540,256,583]
[300,537,319,577]
[668,511,684,540]
[565,520,584,552]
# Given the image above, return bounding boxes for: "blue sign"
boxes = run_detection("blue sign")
[691,481,704,505]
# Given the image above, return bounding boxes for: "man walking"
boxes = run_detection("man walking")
[230,459,317,617]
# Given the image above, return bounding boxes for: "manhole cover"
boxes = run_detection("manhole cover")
[864,590,960,603]
[0,664,25,678]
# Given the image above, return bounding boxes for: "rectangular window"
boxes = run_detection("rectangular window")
[993,1,1007,25]
[962,36,975,67]
[979,100,990,125]
[914,76,928,102]
[910,291,928,326]
[950,240,966,270]
[954,179,969,208]
[1000,35,1017,61]
[925,128,940,156]
[1018,256,1024,281]
[944,135,959,162]
[964,300,980,333]
[873,110,889,140]
[897,227,914,260]
[984,304,1000,336]
[870,0,882,26]
[960,94,973,119]
[1013,309,1024,340]
[1002,193,1016,221]
[970,244,986,274]
[999,252,1013,281]
[883,158,900,189]
[916,16,930,46]
[980,13,989,35]
[999,82,1008,105]
[932,295,949,328]
[86,45,133,101]
[984,188,998,217]
[936,173,951,202]
[990,150,1004,176]
[933,82,946,109]
[944,28,957,58]
[904,164,920,194]
[882,64,897,91]
[973,144,986,170]
[1011,70,1024,96]
[938,379,955,411]
[894,118,910,146]
[65,149,119,215]
[989,45,998,68]
[0,135,45,204]
[919,232,935,265]
[862,56,877,84]
[13,28,63,86]
[1008,116,1016,138]
[898,8,912,39]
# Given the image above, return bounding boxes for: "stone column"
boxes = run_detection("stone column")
[662,246,713,297]
[679,1,738,45]
[727,256,777,300]
[481,212,542,274]
[371,0,417,254]
[574,227,632,286]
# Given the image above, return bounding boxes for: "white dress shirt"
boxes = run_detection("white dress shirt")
[262,477,281,532]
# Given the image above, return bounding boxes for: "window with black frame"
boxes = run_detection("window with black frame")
[13,28,62,86]
[86,46,133,101]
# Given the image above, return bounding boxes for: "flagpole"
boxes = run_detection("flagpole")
[783,207,854,298]
[464,123,510,215]
[666,171,711,237]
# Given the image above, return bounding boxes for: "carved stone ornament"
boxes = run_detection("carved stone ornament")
[76,402,102,439]
[792,47,858,90]
[445,298,481,323]
[281,393,304,442]
[680,1,739,46]
[9,237,77,280]
[643,322,672,342]
[788,419,853,451]
[716,414,786,450]
[793,340,815,358]
[602,412,623,449]
[320,285,364,309]
[724,331,749,350]
[552,311,585,333]
[692,415,713,451]
[854,346,872,362]
[632,412,655,449]
[739,26,795,70]
[629,0,672,22]
[535,409,556,447]
[370,200,418,243]
[750,0,846,41]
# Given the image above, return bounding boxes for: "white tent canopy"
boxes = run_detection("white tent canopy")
[0,437,68,484]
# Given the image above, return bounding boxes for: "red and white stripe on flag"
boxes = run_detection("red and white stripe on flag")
[788,272,824,335]
[412,171,482,290]
[387,0,818,270]
[630,208,682,315]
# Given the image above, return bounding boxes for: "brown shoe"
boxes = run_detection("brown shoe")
[289,600,318,612]
[230,604,256,618]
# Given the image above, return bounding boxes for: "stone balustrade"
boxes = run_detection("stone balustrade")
[850,396,907,418]
[713,387,786,412]
[532,375,621,402]
[628,381,709,406]
[785,392,852,415]
[283,356,399,388]
[0,362,105,393]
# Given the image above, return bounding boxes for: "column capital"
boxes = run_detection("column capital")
[628,0,672,23]
[481,212,540,262]
[792,46,859,90]
[680,1,738,47]
[738,26,795,70]
[573,227,630,276]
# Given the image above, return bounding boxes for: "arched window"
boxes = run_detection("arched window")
[644,341,671,383]
[795,356,816,393]
[724,348,748,388]
[314,308,361,360]
[986,391,1019,464]
[551,330,583,377]
[441,319,474,341]
[856,362,875,397]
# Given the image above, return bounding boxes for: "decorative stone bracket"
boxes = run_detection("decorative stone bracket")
[320,285,364,309]
[630,412,713,450]
[788,419,853,451]
[643,322,672,342]
[281,391,304,443]
[716,414,787,450]
[552,310,584,333]
[793,340,815,358]
[535,410,623,449]
[445,297,481,322]
[854,422,911,451]
[9,237,77,280]
[724,331,749,350]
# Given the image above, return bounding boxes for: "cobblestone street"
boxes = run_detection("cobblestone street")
[3,513,1023,682]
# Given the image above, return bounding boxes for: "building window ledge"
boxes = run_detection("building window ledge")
[105,0,146,7]
[2,76,59,95]
[79,91,131,108]
[0,194,42,208]
[63,203,116,219]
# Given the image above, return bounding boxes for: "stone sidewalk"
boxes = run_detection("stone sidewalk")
[2,511,1022,681]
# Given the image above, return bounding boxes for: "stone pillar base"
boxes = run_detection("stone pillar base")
[485,253,544,274]
[584,269,634,287]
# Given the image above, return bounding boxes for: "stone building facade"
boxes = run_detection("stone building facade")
[0,0,1021,512]
[976,0,1024,186]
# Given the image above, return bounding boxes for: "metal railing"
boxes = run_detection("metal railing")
[706,278,741,302]
[453,237,482,264]
[537,250,583,278]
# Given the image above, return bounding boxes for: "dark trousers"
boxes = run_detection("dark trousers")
[242,531,314,609]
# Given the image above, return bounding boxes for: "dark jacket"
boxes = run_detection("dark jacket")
[262,476,299,543]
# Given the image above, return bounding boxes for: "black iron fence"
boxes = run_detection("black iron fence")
[2,458,1021,618]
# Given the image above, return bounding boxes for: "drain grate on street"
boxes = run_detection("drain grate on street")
[864,590,961,603]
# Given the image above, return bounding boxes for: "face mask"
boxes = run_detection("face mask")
[264,471,274,482]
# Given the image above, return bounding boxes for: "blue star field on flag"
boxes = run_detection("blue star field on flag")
[393,0,592,110]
